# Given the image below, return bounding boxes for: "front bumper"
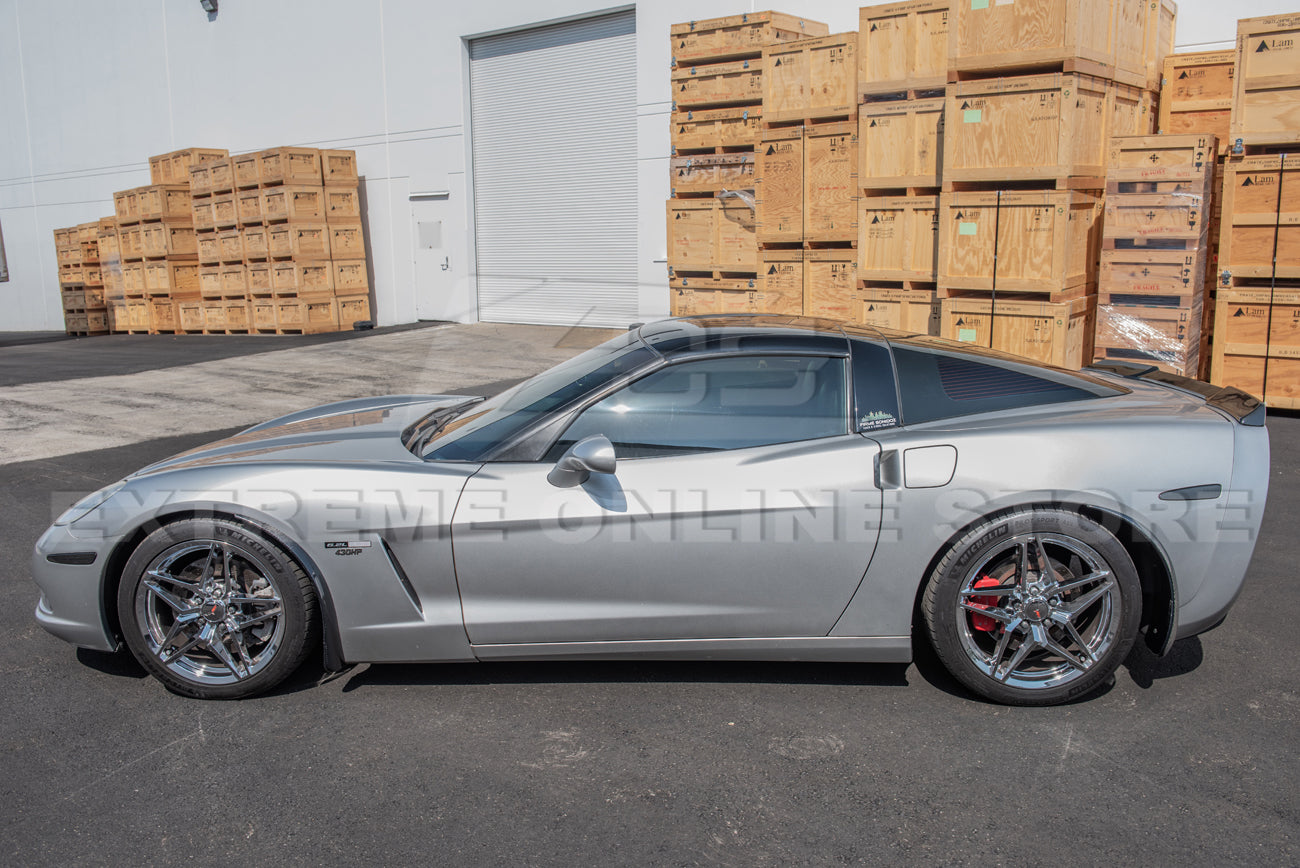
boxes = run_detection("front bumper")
[32,523,119,652]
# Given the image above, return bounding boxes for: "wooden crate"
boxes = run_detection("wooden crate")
[1099,249,1205,302]
[1095,302,1203,377]
[149,147,228,185]
[63,311,90,334]
[938,190,1102,296]
[337,294,372,327]
[940,294,1096,368]
[803,248,858,321]
[178,301,205,332]
[58,264,85,287]
[149,299,179,334]
[220,264,249,298]
[1103,194,1209,246]
[666,198,758,273]
[275,295,341,334]
[854,285,939,334]
[217,228,244,264]
[251,298,278,332]
[232,153,260,189]
[761,247,805,311]
[61,289,86,311]
[271,261,334,296]
[1210,288,1300,405]
[81,265,103,287]
[122,262,146,296]
[124,299,152,332]
[321,149,359,186]
[262,186,326,223]
[804,122,858,241]
[85,310,110,333]
[1110,82,1158,137]
[118,226,144,262]
[669,285,802,317]
[858,195,939,282]
[1106,134,1218,183]
[1159,51,1236,153]
[268,222,330,259]
[212,193,238,229]
[672,106,763,152]
[137,185,192,222]
[144,261,200,297]
[948,0,1150,88]
[257,148,322,186]
[107,300,128,333]
[672,58,764,110]
[332,260,369,294]
[670,154,755,196]
[113,189,140,224]
[1141,0,1178,92]
[191,197,215,232]
[324,187,361,222]
[83,286,106,307]
[197,232,221,265]
[246,262,273,296]
[944,72,1111,185]
[1218,155,1300,281]
[199,266,223,299]
[202,300,228,332]
[140,223,197,259]
[1231,13,1300,147]
[96,225,119,263]
[763,33,857,123]
[242,225,270,261]
[858,1,949,95]
[207,158,234,193]
[858,96,944,189]
[755,126,803,243]
[328,221,366,260]
[715,195,758,271]
[671,12,828,65]
[189,162,214,197]
[224,299,251,332]
[236,188,263,225]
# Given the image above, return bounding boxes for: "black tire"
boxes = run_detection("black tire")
[922,508,1141,706]
[117,518,318,699]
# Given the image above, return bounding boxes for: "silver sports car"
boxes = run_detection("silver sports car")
[33,316,1269,705]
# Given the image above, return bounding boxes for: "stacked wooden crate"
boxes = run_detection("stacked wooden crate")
[54,223,109,336]
[931,0,1174,368]
[97,217,124,332]
[1209,14,1300,405]
[668,12,827,316]
[1094,135,1217,377]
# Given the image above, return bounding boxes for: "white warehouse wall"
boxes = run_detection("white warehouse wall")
[0,0,1289,332]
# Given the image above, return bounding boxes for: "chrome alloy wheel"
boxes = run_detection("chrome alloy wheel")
[954,533,1121,692]
[134,540,286,685]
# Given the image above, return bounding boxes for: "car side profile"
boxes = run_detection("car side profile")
[33,316,1269,705]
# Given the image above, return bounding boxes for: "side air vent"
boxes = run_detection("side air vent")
[380,539,423,615]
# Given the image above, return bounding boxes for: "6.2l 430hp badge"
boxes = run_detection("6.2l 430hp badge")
[325,540,371,556]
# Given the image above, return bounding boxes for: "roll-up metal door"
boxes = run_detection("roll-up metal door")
[469,10,637,328]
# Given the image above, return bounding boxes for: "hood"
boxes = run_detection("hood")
[133,394,478,476]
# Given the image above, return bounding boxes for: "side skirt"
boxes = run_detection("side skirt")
[470,635,912,663]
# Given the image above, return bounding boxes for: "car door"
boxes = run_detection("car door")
[451,352,885,646]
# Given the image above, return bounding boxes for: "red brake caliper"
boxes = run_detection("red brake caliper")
[968,576,1005,633]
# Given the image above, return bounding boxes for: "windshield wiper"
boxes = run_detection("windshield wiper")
[403,398,484,455]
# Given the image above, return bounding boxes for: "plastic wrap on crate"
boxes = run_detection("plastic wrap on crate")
[1097,305,1196,377]
[718,188,756,212]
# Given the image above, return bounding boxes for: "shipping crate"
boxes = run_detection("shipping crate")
[149,147,228,184]
[212,193,238,229]
[854,285,939,334]
[938,190,1102,296]
[1095,302,1203,377]
[858,1,949,95]
[332,260,369,294]
[224,299,251,332]
[96,224,119,262]
[246,262,273,296]
[1103,193,1208,245]
[178,301,205,333]
[1231,13,1300,147]
[324,187,361,222]
[58,264,85,287]
[948,0,1151,87]
[257,148,322,186]
[275,295,341,335]
[321,149,360,186]
[122,262,146,296]
[149,299,179,334]
[803,248,858,321]
[197,232,222,265]
[1218,155,1300,281]
[217,228,244,264]
[189,162,214,197]
[202,301,228,332]
[1110,82,1158,137]
[232,153,260,189]
[191,197,215,231]
[61,289,86,311]
[1140,0,1178,92]
[268,222,331,259]
[236,188,263,225]
[81,265,103,287]
[251,298,278,332]
[124,299,152,332]
[83,286,106,307]
[666,198,758,273]
[85,310,110,333]
[940,294,1096,368]
[755,126,804,243]
[144,261,200,297]
[337,294,372,327]
[219,264,249,298]
[1106,134,1218,184]
[672,12,828,65]
[140,222,197,259]
[113,189,140,224]
[944,72,1111,184]
[1159,51,1236,152]
[199,266,223,299]
[262,186,326,223]
[328,221,366,260]
[672,58,765,109]
[763,33,857,123]
[207,158,234,193]
[119,226,144,262]
[669,283,802,317]
[858,96,944,189]
[1099,249,1205,302]
[715,195,759,270]
[670,154,755,195]
[63,312,89,334]
[671,106,764,152]
[271,261,334,296]
[804,121,858,241]
[1211,288,1300,406]
[242,225,269,261]
[761,247,805,309]
[107,300,128,333]
[858,195,939,281]
[137,185,192,222]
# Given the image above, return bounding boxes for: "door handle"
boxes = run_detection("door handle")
[875,450,901,490]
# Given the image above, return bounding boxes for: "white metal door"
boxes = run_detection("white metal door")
[412,197,459,321]
[468,10,638,328]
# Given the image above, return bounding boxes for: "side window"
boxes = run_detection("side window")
[850,339,900,432]
[549,355,849,459]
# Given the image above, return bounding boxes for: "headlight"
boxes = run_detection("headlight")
[53,481,127,526]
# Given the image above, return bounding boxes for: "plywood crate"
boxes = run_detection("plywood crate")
[124,299,152,332]
[1094,302,1203,377]
[1211,288,1300,406]
[201,301,228,332]
[755,126,804,243]
[858,96,944,189]
[207,158,234,194]
[83,286,106,307]
[150,147,228,184]
[61,289,86,311]
[944,72,1111,185]
[257,148,322,186]
[217,228,244,264]
[267,222,330,260]
[122,262,146,296]
[275,294,340,335]
[761,246,805,307]
[189,162,214,197]
[197,231,221,265]
[149,299,179,334]
[858,195,939,281]
[670,154,755,195]
[763,33,857,123]
[191,197,215,231]
[262,185,326,223]
[232,153,260,189]
[1141,0,1178,92]
[669,285,802,317]
[803,248,858,321]
[672,106,764,151]
[1231,13,1300,147]
[948,0,1151,88]
[85,310,109,333]
[324,187,361,222]
[224,299,251,332]
[714,195,758,271]
[671,12,828,65]
[199,266,223,299]
[178,301,205,332]
[804,121,857,241]
[144,261,200,298]
[667,198,758,273]
[938,190,1102,296]
[854,285,939,334]
[1159,51,1236,152]
[1106,134,1218,184]
[140,222,197,259]
[242,225,270,261]
[63,311,89,334]
[1103,194,1209,246]
[940,294,1096,369]
[96,220,120,262]
[858,1,948,96]
[113,189,140,224]
[137,185,192,222]
[81,265,103,287]
[212,193,238,229]
[332,260,369,294]
[321,149,359,186]
[328,221,366,260]
[672,58,765,110]
[246,262,273,296]
[1218,155,1300,282]
[107,300,128,333]
[1099,249,1206,302]
[236,188,263,225]
[1111,82,1158,137]
[271,260,334,296]
[58,264,85,287]
[219,264,249,298]
[337,294,372,327]
[251,298,278,332]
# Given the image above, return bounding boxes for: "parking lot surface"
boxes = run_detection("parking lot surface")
[2,325,1297,865]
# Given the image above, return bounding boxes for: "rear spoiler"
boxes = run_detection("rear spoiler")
[1087,361,1266,427]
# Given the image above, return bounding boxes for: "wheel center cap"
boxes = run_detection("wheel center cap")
[202,600,227,623]
[1022,596,1050,622]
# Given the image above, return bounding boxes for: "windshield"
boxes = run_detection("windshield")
[419,331,658,461]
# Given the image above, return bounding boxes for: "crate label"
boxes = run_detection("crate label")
[958,222,978,236]
[958,328,978,342]
[970,0,989,8]
[963,109,982,123]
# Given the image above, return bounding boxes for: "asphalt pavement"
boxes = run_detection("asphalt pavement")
[1,327,1296,865]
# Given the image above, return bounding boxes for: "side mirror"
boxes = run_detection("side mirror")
[547,435,617,488]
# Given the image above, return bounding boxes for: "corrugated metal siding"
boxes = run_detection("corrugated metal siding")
[469,10,638,328]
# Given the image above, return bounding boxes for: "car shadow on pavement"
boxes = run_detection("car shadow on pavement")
[1122,636,1204,689]
[75,647,148,680]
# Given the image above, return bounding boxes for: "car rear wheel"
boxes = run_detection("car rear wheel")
[922,508,1141,706]
[117,519,318,699]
